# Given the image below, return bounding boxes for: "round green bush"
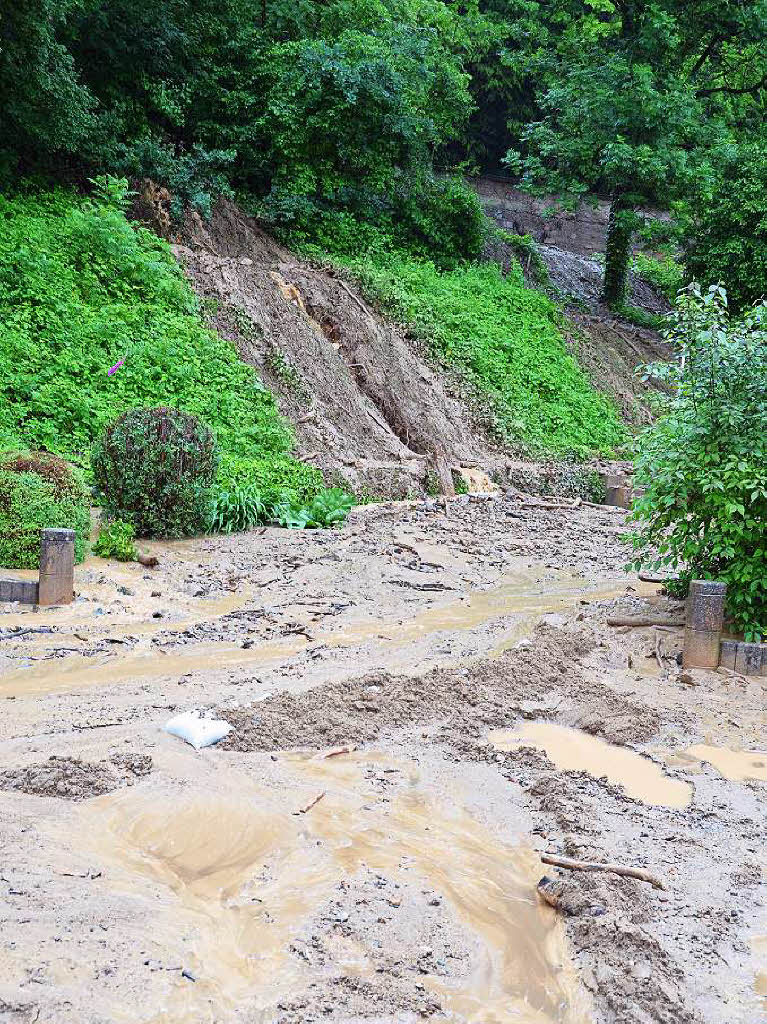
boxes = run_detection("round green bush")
[0,452,91,569]
[92,407,218,539]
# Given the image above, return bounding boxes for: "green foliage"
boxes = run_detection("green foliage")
[207,483,267,534]
[93,519,138,562]
[0,190,322,503]
[615,304,666,330]
[506,0,766,306]
[629,285,766,640]
[0,452,90,569]
[0,1,94,183]
[92,407,218,539]
[273,489,354,529]
[683,143,767,315]
[496,231,551,288]
[633,252,685,303]
[340,254,624,458]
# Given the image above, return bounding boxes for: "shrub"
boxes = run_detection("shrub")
[629,285,766,640]
[0,452,90,569]
[93,519,138,561]
[632,252,684,303]
[93,408,218,539]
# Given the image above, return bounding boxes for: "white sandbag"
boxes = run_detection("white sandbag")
[164,710,232,750]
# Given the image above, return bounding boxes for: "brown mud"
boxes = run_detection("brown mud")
[0,495,765,1024]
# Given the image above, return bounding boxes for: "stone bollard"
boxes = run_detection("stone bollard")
[683,580,726,669]
[37,528,75,606]
[734,642,764,678]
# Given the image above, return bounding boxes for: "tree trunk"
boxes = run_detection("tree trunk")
[602,198,634,308]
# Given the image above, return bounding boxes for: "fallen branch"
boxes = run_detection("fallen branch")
[338,279,373,318]
[606,615,684,628]
[315,745,357,760]
[541,853,666,890]
[294,791,326,815]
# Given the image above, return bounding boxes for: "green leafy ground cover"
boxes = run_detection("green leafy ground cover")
[340,253,625,458]
[0,190,322,506]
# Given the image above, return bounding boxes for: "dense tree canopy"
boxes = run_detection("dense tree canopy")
[0,0,764,280]
[505,0,767,305]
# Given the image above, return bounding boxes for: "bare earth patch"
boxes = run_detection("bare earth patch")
[0,495,764,1024]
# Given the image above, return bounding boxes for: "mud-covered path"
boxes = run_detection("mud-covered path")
[0,495,764,1024]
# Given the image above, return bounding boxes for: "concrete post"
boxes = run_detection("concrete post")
[37,528,75,606]
[683,580,726,669]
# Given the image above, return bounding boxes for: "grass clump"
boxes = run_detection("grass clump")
[0,452,90,569]
[341,254,624,458]
[0,188,322,506]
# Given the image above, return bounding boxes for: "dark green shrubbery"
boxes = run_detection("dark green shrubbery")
[0,452,90,569]
[93,407,218,539]
[683,144,766,316]
[629,285,766,640]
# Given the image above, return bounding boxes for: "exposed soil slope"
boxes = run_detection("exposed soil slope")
[132,187,666,495]
[171,200,500,498]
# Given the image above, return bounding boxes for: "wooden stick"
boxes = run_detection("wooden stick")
[338,279,373,317]
[606,615,684,628]
[654,628,665,671]
[293,791,326,815]
[541,853,666,890]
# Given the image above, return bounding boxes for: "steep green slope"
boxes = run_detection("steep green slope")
[340,253,625,457]
[0,190,321,503]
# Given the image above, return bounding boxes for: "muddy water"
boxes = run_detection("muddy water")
[753,936,767,1012]
[0,571,638,698]
[681,745,767,783]
[490,723,692,808]
[79,753,591,1024]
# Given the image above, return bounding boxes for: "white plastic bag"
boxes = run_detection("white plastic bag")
[163,710,232,750]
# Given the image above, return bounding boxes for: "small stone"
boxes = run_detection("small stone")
[151,591,161,597]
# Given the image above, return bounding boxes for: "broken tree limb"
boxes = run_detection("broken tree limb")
[338,279,373,318]
[606,615,685,628]
[541,853,666,890]
[293,791,326,815]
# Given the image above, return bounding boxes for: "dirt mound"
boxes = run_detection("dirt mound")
[0,753,152,800]
[221,620,661,754]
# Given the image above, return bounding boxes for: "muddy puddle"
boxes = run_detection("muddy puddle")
[490,723,692,808]
[1,571,644,699]
[77,752,591,1024]
[662,744,767,784]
